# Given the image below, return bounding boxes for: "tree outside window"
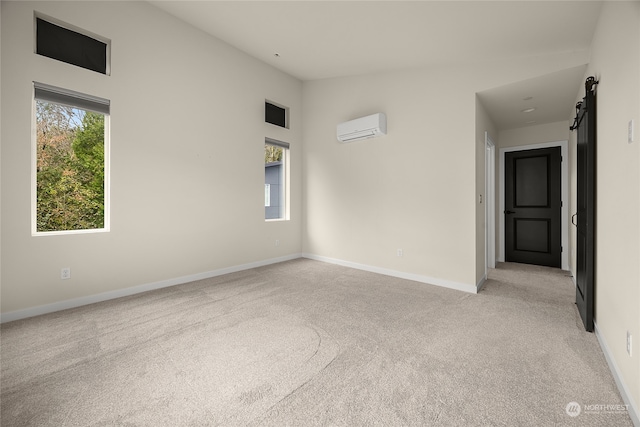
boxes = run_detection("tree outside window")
[35,97,108,232]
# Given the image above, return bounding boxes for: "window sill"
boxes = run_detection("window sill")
[32,228,110,237]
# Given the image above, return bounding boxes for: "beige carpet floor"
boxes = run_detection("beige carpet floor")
[0,259,633,426]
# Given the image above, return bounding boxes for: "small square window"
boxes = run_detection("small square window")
[265,101,288,128]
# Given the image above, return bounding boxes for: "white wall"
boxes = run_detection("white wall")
[576,1,640,417]
[302,53,589,291]
[302,68,477,289]
[498,121,570,149]
[0,1,303,315]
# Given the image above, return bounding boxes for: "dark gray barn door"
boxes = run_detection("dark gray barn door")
[505,147,562,268]
[572,77,597,332]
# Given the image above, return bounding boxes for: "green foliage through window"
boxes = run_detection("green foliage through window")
[36,100,106,232]
[265,145,283,163]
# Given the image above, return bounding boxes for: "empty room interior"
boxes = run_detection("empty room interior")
[1,1,639,425]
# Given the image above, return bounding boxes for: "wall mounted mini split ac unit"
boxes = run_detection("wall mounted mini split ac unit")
[336,113,387,143]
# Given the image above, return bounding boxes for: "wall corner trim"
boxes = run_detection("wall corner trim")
[302,253,478,294]
[0,253,303,324]
[594,321,640,427]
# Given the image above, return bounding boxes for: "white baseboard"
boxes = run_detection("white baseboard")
[302,253,477,294]
[594,321,640,427]
[0,253,302,323]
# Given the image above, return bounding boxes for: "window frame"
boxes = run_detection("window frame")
[32,82,111,236]
[264,138,290,222]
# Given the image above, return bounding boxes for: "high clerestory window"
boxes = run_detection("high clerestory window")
[265,101,288,129]
[36,14,110,75]
[33,83,110,234]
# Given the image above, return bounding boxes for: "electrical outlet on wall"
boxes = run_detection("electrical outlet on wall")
[61,268,71,280]
[397,249,403,257]
[627,331,632,357]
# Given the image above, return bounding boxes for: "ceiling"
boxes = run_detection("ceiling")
[150,0,603,130]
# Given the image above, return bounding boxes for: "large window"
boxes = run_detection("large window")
[33,83,110,234]
[265,139,289,220]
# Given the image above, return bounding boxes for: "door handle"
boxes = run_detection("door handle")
[572,213,577,227]
[504,210,516,214]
